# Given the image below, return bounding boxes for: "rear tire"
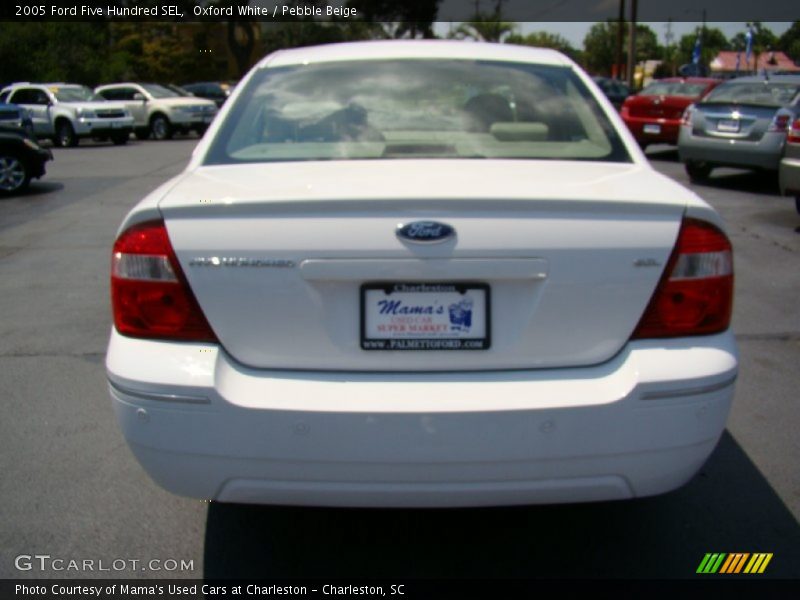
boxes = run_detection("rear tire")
[0,152,31,195]
[150,114,173,141]
[795,196,800,215]
[55,120,78,147]
[685,161,712,182]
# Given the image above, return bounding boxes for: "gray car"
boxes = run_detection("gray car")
[678,76,800,182]
[779,116,800,213]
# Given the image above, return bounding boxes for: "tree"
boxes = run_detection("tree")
[449,19,516,43]
[777,20,800,62]
[730,22,778,54]
[346,0,441,39]
[505,31,580,62]
[582,21,660,76]
[677,27,729,67]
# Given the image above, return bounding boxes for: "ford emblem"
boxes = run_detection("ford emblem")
[396,221,456,244]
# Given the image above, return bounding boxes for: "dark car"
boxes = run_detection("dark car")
[0,125,52,195]
[621,78,720,148]
[592,76,631,110]
[181,81,235,107]
[0,101,35,137]
[164,84,194,98]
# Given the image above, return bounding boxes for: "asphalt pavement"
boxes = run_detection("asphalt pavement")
[0,139,797,581]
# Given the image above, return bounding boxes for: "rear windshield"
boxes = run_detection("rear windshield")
[701,82,800,107]
[639,81,709,97]
[205,59,630,164]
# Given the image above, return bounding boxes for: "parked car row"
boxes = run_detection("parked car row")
[95,83,218,140]
[0,80,228,146]
[606,73,800,214]
[621,78,721,148]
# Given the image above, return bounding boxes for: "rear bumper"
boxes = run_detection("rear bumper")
[106,329,737,507]
[678,126,785,170]
[622,116,681,145]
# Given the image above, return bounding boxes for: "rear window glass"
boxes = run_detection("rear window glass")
[639,82,709,97]
[702,82,800,107]
[205,59,630,164]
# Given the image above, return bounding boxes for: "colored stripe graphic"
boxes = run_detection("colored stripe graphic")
[699,553,773,574]
[697,553,727,573]
[721,553,749,573]
[744,553,773,574]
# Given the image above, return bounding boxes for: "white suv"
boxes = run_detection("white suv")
[0,83,134,147]
[95,83,217,140]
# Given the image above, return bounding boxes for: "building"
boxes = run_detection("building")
[709,50,800,78]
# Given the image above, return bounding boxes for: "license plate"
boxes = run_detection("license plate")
[111,121,122,128]
[643,123,661,134]
[717,119,740,133]
[361,282,490,350]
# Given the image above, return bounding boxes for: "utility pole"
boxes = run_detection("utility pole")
[615,0,625,79]
[626,0,638,89]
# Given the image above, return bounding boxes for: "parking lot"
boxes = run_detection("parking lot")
[0,138,798,580]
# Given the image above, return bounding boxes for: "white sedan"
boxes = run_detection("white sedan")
[107,41,737,507]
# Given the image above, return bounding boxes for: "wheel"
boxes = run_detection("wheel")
[685,161,712,182]
[795,196,800,215]
[135,128,150,141]
[0,152,31,195]
[150,114,173,141]
[55,120,78,147]
[111,132,129,145]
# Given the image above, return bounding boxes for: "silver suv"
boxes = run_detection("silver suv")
[0,83,134,147]
[95,83,217,140]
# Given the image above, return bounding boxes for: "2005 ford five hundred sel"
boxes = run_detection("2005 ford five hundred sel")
[106,41,737,507]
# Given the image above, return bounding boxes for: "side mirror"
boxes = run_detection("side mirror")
[132,93,146,102]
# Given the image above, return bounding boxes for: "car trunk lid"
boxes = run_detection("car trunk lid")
[692,102,779,142]
[158,160,686,371]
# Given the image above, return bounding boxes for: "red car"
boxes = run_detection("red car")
[621,78,720,147]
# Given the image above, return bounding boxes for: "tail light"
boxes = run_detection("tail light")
[111,220,218,342]
[632,218,733,339]
[681,105,695,127]
[787,118,800,144]
[768,113,792,133]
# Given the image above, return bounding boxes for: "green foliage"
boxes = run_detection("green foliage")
[677,27,729,66]
[449,19,517,43]
[346,0,441,38]
[777,21,800,61]
[505,31,580,62]
[582,21,660,76]
[730,22,777,53]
